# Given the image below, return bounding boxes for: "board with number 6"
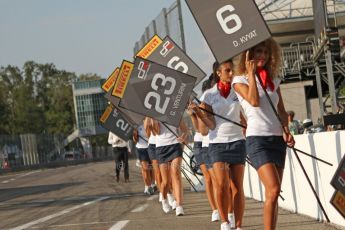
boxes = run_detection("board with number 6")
[136,35,205,85]
[118,57,196,127]
[185,0,271,63]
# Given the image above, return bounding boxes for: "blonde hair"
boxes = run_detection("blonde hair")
[234,38,282,79]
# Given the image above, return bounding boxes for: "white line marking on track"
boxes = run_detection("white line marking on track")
[108,220,130,230]
[130,203,149,213]
[147,195,158,201]
[18,171,41,178]
[1,170,41,184]
[35,221,117,228]
[9,196,109,230]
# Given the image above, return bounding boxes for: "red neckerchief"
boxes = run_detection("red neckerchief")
[217,81,231,98]
[256,67,275,91]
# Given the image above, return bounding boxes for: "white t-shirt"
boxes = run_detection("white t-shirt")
[232,75,283,136]
[194,132,203,142]
[200,89,211,148]
[202,84,244,143]
[155,122,179,147]
[107,132,131,151]
[136,125,148,149]
[199,89,208,102]
[148,133,156,145]
[193,90,209,143]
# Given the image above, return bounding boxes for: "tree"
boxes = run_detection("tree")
[11,81,43,134]
[44,70,76,134]
[0,65,24,134]
[0,61,102,136]
[0,77,9,134]
[78,73,101,81]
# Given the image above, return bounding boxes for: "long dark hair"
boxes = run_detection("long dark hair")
[208,73,216,88]
[202,78,212,93]
[212,61,220,83]
[212,59,233,83]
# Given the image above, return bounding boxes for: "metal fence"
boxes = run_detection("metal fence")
[0,134,62,168]
[0,134,115,171]
[133,0,185,55]
[258,0,345,21]
[281,42,314,80]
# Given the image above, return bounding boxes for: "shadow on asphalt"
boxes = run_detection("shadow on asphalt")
[0,191,148,210]
[0,182,84,202]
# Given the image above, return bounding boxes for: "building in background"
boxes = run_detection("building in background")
[73,80,107,131]
[65,79,108,158]
[260,0,345,123]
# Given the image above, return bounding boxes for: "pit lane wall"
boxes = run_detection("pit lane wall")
[243,131,345,227]
[183,131,345,227]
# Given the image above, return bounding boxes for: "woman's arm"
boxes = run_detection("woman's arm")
[187,102,200,133]
[187,102,210,135]
[240,111,247,136]
[277,87,289,131]
[177,119,189,145]
[277,87,295,147]
[132,129,138,143]
[233,51,260,107]
[197,114,210,136]
[192,102,216,130]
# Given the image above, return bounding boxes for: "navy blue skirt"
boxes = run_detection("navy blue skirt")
[193,142,204,166]
[208,140,246,165]
[156,143,183,164]
[147,144,157,161]
[201,147,212,169]
[246,136,287,170]
[137,148,151,162]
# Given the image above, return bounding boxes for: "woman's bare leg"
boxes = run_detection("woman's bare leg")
[213,162,230,223]
[200,164,217,210]
[257,163,282,230]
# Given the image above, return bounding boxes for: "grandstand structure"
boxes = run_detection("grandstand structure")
[256,0,345,123]
[132,0,345,124]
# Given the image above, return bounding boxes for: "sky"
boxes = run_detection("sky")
[0,0,215,79]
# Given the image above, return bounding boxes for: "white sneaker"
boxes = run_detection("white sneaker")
[211,210,220,222]
[136,159,141,167]
[220,222,231,230]
[228,213,235,228]
[161,199,172,213]
[176,206,184,216]
[167,193,175,206]
[144,186,150,195]
[172,200,177,210]
[236,228,243,230]
[147,186,154,195]
[159,192,163,202]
